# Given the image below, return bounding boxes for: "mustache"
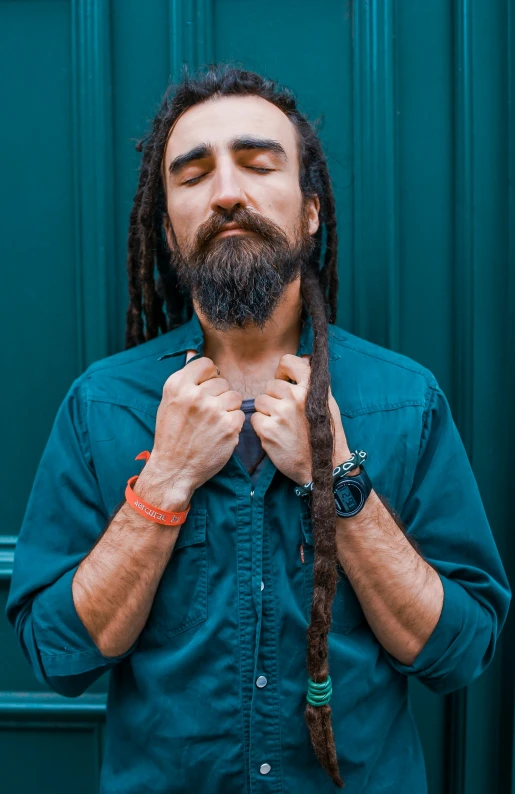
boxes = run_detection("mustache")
[194,208,289,251]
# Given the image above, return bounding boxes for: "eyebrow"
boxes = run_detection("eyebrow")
[168,136,288,176]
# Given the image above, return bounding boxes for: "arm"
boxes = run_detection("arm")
[72,473,191,658]
[7,355,244,696]
[335,486,444,666]
[335,382,511,694]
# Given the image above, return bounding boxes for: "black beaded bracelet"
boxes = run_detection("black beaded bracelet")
[294,450,368,497]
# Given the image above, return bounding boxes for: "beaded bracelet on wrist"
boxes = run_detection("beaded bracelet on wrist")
[294,450,368,498]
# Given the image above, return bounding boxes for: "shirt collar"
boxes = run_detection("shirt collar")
[157,307,321,361]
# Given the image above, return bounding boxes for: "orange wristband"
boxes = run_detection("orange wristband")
[125,451,191,526]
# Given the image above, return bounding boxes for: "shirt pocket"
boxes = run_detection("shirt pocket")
[301,515,365,635]
[146,508,208,638]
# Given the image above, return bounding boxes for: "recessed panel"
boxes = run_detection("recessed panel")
[0,0,78,535]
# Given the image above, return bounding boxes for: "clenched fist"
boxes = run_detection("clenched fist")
[134,351,245,512]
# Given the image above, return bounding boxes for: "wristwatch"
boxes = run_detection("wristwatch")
[333,466,373,518]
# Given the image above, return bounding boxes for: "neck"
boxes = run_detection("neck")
[195,279,304,367]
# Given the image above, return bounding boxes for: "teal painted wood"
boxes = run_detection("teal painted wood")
[169,0,214,81]
[452,2,513,793]
[0,538,16,582]
[502,2,515,791]
[71,0,116,366]
[352,0,400,351]
[449,1,475,788]
[0,692,106,722]
[1,1,513,793]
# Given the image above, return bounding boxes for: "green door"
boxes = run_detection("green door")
[1,1,513,792]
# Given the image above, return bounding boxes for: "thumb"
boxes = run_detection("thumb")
[185,349,199,364]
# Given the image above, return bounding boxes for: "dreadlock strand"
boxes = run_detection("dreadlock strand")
[320,175,339,325]
[301,266,344,788]
[125,194,146,348]
[137,135,169,340]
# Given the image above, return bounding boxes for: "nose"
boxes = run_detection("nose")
[210,159,248,215]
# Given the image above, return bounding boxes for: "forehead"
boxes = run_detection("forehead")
[164,94,298,163]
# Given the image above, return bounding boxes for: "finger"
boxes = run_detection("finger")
[185,349,198,363]
[182,355,220,385]
[185,349,221,377]
[198,377,232,397]
[274,353,311,387]
[216,390,243,412]
[253,393,278,416]
[262,379,291,400]
[249,411,264,438]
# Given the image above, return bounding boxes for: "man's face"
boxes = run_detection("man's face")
[161,95,320,330]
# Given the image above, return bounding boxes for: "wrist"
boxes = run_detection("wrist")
[333,446,361,475]
[133,462,194,513]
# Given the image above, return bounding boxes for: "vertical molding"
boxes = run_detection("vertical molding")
[510,0,515,788]
[452,0,475,455]
[505,1,515,790]
[71,0,115,370]
[169,0,214,83]
[352,0,399,350]
[447,4,474,791]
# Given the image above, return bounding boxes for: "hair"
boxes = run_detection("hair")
[126,64,344,788]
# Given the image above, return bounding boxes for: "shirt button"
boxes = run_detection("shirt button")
[260,763,271,775]
[261,581,264,591]
[256,675,267,688]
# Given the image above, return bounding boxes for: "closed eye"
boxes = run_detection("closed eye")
[183,166,274,186]
[183,174,206,185]
[247,166,274,173]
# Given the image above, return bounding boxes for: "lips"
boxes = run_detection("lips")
[214,224,251,238]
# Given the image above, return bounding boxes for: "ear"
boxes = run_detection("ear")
[306,195,320,236]
[163,214,175,252]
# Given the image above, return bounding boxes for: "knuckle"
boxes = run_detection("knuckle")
[294,388,306,404]
[163,373,178,393]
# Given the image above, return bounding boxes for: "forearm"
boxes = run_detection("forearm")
[335,488,444,665]
[72,470,193,658]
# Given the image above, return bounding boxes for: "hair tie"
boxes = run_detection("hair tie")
[307,675,332,706]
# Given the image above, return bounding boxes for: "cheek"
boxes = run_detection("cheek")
[167,199,201,249]
[260,189,303,238]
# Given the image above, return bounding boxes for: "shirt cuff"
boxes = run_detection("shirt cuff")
[382,573,483,692]
[32,565,137,677]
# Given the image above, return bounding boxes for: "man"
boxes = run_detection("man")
[7,66,511,793]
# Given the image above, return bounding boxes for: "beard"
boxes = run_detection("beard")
[170,206,315,330]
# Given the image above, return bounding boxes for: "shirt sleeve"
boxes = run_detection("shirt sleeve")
[382,378,511,694]
[5,374,137,698]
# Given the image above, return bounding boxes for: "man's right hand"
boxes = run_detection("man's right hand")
[133,352,244,512]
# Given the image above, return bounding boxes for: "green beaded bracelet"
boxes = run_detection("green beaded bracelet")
[306,675,332,707]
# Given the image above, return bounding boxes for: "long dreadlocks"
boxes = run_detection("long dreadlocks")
[125,65,344,788]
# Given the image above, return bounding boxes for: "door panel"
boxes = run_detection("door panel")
[1,2,513,792]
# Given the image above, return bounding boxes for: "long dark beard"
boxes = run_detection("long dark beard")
[171,207,315,330]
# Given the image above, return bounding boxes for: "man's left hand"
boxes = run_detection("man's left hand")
[251,354,351,485]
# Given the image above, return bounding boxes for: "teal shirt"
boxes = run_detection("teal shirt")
[6,310,511,793]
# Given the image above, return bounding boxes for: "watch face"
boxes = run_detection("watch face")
[334,478,365,517]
